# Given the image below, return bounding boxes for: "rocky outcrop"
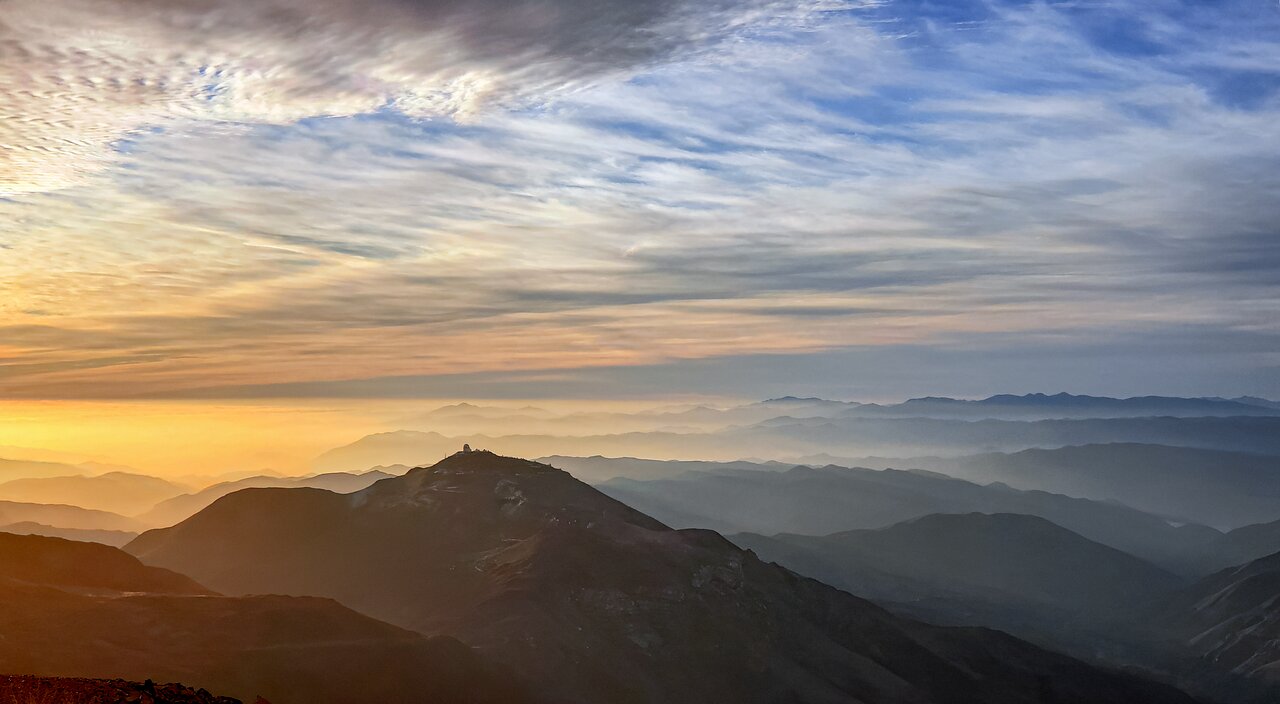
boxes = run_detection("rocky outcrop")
[0,676,248,704]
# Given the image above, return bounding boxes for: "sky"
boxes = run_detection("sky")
[2,0,1280,418]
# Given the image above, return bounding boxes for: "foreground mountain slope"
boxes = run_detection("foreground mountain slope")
[130,451,1196,704]
[0,533,536,704]
[596,464,1214,571]
[1158,551,1280,685]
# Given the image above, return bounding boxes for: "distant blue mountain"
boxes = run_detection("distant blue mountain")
[844,392,1280,419]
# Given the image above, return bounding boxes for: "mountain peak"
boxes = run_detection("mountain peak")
[412,449,561,477]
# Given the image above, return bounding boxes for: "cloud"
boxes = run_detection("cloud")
[0,0,840,195]
[1,0,1278,399]
[120,324,1280,402]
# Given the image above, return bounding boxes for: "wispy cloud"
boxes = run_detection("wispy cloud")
[0,0,844,195]
[1,0,1278,398]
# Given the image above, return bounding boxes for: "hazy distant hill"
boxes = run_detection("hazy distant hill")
[400,399,866,437]
[847,444,1280,529]
[596,463,1219,572]
[538,455,787,483]
[0,521,137,547]
[312,431,460,472]
[401,396,1280,439]
[128,451,1195,704]
[845,393,1280,420]
[738,415,1280,459]
[735,513,1182,618]
[0,472,188,516]
[0,457,92,482]
[1170,519,1280,576]
[733,513,1185,661]
[0,500,142,533]
[0,533,535,704]
[138,470,394,527]
[314,414,1280,472]
[418,402,559,420]
[1206,396,1280,410]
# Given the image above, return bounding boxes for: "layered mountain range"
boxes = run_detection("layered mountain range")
[593,462,1217,573]
[6,393,1280,703]
[126,451,1197,704]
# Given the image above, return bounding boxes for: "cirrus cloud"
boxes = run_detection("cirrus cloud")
[0,0,844,195]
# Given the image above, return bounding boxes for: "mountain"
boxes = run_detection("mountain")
[0,676,243,704]
[312,430,460,472]
[312,415,1280,473]
[1180,519,1280,575]
[138,470,394,527]
[0,531,206,594]
[0,472,188,516]
[169,468,289,490]
[747,396,863,415]
[596,463,1217,572]
[1,521,137,547]
[400,401,862,439]
[0,500,142,532]
[0,456,92,482]
[846,393,1280,420]
[732,513,1186,661]
[0,533,535,704]
[417,403,557,419]
[735,513,1183,618]
[740,415,1280,459]
[537,455,787,483]
[854,444,1280,529]
[129,451,1196,704]
[1206,396,1280,410]
[1153,550,1280,700]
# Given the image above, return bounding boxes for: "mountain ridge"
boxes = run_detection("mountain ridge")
[128,451,1198,704]
[0,531,538,704]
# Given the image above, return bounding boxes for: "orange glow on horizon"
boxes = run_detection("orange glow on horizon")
[0,398,700,477]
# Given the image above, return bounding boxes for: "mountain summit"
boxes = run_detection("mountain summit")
[129,452,1196,704]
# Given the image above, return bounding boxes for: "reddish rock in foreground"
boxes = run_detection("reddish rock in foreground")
[0,675,254,704]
